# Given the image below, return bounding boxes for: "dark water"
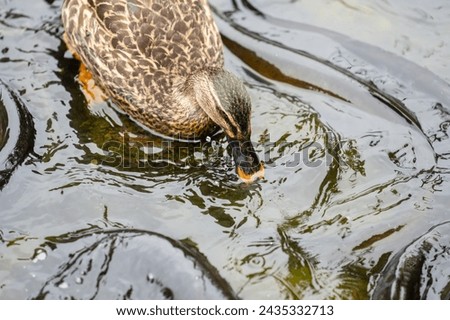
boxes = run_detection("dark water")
[1,0,450,299]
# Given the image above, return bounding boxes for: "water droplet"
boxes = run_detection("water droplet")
[147,273,155,283]
[75,277,83,284]
[58,282,69,289]
[32,249,47,263]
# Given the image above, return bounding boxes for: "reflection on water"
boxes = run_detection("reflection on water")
[372,222,450,299]
[29,228,236,299]
[0,81,35,190]
[0,95,8,153]
[1,0,450,299]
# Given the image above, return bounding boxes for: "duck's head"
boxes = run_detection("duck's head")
[188,69,264,183]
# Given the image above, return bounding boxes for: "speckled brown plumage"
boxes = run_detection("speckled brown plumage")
[62,0,227,140]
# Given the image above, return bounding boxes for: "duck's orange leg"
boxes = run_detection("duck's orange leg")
[64,33,106,104]
[78,62,107,104]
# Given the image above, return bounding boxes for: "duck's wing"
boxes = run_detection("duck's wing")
[63,0,224,95]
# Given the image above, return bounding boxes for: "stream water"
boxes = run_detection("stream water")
[1,0,450,299]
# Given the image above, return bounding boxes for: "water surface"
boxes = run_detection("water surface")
[1,0,450,299]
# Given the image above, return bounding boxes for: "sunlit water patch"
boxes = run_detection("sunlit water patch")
[1,0,449,299]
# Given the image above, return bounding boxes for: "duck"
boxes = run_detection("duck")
[62,0,264,182]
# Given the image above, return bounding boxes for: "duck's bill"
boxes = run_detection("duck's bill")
[229,140,264,183]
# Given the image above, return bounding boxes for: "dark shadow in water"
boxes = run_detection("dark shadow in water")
[0,95,8,151]
[33,228,237,300]
[371,221,450,299]
[0,81,35,190]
